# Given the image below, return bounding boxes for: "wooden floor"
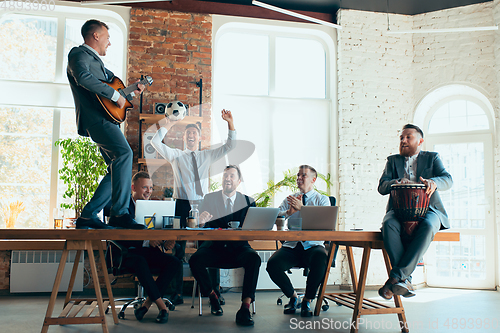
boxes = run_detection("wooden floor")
[2,287,499,333]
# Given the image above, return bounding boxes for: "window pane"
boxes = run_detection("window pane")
[0,106,53,228]
[214,32,269,96]
[64,19,124,79]
[0,14,57,82]
[429,100,489,133]
[275,37,325,98]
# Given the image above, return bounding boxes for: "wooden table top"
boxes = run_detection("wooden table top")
[1,229,459,244]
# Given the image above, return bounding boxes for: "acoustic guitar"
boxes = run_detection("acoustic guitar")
[96,75,153,123]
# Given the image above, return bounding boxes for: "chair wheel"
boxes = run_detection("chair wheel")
[118,312,125,319]
[169,303,176,311]
[322,304,329,311]
[277,299,282,305]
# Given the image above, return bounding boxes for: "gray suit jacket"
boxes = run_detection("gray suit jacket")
[378,151,453,229]
[67,45,117,136]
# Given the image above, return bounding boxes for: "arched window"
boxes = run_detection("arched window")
[416,85,495,289]
[0,5,128,228]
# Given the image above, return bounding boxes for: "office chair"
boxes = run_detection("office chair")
[105,240,175,319]
[275,196,339,312]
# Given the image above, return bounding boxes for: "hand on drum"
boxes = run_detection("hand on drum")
[419,176,437,197]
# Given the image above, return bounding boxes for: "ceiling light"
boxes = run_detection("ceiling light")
[252,0,341,30]
[386,26,498,34]
[81,0,171,5]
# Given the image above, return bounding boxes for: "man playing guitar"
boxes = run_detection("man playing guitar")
[67,19,146,229]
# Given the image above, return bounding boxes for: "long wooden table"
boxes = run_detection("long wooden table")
[2,229,459,333]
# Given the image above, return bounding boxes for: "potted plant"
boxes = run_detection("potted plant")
[55,137,107,218]
[253,169,333,207]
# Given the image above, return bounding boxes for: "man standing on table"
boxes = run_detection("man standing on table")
[189,165,260,326]
[67,19,146,230]
[378,124,452,299]
[151,109,236,305]
[266,165,330,317]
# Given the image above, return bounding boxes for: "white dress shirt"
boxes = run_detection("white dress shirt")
[151,127,236,201]
[278,189,330,250]
[404,153,418,182]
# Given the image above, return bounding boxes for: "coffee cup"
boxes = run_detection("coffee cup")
[228,221,240,229]
[275,216,285,231]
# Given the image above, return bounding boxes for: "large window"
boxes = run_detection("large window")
[211,17,336,204]
[0,5,128,228]
[417,85,496,289]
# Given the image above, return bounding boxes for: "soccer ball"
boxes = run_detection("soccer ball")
[166,100,187,121]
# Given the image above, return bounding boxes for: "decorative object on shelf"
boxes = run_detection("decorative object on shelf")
[1,200,25,228]
[55,137,107,218]
[163,187,174,199]
[253,169,333,207]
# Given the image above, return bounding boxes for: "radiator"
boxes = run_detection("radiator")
[10,250,84,293]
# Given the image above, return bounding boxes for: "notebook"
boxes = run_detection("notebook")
[300,206,338,231]
[241,207,280,230]
[135,200,176,229]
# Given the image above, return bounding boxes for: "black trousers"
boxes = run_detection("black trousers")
[266,243,328,300]
[81,120,132,218]
[189,245,261,302]
[121,247,182,302]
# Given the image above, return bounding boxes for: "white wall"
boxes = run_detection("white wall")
[336,2,500,287]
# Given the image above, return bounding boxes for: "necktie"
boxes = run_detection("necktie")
[191,152,203,196]
[226,198,232,216]
[302,194,306,205]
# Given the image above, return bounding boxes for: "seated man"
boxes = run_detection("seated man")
[188,165,260,326]
[378,124,452,299]
[266,165,330,317]
[109,171,182,323]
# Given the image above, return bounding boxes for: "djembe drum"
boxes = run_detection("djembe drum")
[390,184,430,238]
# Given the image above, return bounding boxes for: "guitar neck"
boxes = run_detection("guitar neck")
[121,78,149,96]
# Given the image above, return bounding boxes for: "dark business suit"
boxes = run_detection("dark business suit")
[67,45,132,218]
[378,151,453,281]
[109,199,181,302]
[188,191,261,302]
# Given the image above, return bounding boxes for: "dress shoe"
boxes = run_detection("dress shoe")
[156,309,169,323]
[300,300,313,317]
[209,294,223,316]
[378,277,398,300]
[283,296,299,314]
[170,294,184,305]
[134,306,148,321]
[76,217,114,229]
[392,279,416,298]
[108,214,146,229]
[235,307,254,326]
[218,293,225,306]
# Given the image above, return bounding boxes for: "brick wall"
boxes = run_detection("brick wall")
[125,8,212,199]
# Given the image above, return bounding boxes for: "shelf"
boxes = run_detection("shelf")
[138,158,171,166]
[139,114,203,124]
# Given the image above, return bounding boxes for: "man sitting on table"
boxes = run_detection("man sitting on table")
[188,165,260,326]
[266,165,330,317]
[378,124,452,300]
[108,171,182,323]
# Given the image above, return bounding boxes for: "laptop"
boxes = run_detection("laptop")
[300,206,338,231]
[241,207,280,230]
[135,200,176,229]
